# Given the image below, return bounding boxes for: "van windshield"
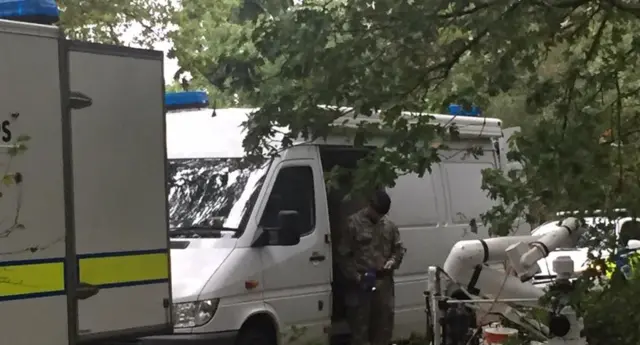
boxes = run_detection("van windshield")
[167,158,268,233]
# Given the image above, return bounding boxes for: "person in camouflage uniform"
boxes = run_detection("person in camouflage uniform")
[337,189,406,345]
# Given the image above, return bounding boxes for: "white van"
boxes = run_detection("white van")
[142,94,511,345]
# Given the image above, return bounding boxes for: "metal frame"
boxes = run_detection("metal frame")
[58,32,80,345]
[426,266,539,345]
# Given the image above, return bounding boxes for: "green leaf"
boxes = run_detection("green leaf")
[7,146,18,157]
[16,134,31,142]
[2,175,13,186]
[59,0,176,49]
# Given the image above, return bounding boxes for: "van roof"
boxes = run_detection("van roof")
[166,107,504,160]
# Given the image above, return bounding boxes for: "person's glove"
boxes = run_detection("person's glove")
[360,270,377,291]
[383,259,395,270]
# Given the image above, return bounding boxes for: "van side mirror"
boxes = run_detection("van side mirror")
[253,210,301,247]
[628,239,640,251]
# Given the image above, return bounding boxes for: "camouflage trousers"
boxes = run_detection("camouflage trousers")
[345,276,394,345]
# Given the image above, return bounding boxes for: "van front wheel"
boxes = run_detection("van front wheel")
[236,325,276,345]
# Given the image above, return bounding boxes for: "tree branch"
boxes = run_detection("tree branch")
[436,1,496,18]
[559,8,610,140]
[535,0,591,8]
[608,0,640,18]
[106,22,122,45]
[422,0,524,90]
[584,8,610,62]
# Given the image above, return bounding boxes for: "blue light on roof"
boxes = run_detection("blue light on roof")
[165,91,209,111]
[0,0,60,24]
[448,104,482,117]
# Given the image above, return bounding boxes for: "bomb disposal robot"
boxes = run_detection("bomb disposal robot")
[427,217,588,345]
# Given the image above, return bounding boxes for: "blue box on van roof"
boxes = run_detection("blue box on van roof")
[448,104,481,117]
[165,91,209,111]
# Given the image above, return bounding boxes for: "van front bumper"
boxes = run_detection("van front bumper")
[136,330,238,345]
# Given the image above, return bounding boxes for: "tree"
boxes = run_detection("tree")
[189,1,640,343]
[168,0,292,106]
[57,0,175,48]
[201,0,640,222]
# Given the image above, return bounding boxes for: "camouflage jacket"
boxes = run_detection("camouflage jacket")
[337,209,406,282]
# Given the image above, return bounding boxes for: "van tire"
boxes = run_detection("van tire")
[236,325,275,345]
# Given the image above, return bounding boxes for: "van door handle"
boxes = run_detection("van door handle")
[309,253,326,262]
[69,91,93,110]
[76,282,100,300]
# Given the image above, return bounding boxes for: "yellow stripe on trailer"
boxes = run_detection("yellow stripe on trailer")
[0,258,65,301]
[78,249,169,288]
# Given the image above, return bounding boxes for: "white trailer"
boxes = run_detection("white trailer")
[0,19,172,345]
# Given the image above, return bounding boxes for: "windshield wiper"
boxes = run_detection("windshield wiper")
[169,225,237,238]
[172,225,237,231]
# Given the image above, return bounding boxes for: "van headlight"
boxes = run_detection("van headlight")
[173,298,220,328]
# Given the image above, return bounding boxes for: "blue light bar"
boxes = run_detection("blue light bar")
[165,91,209,111]
[0,0,59,24]
[448,104,482,117]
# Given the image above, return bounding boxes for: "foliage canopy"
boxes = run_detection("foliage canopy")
[171,0,640,231]
[58,0,175,48]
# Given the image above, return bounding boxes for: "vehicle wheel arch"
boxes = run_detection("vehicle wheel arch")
[237,310,281,345]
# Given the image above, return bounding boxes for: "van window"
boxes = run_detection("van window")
[260,165,316,236]
[387,173,440,227]
[442,161,495,224]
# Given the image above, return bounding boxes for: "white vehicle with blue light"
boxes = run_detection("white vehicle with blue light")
[0,2,176,345]
[142,92,525,345]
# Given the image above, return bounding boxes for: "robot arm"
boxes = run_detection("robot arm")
[443,235,542,275]
[437,217,587,345]
[515,217,584,278]
[443,217,585,300]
